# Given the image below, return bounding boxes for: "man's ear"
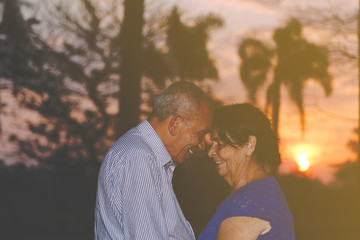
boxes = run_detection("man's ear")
[168,114,182,136]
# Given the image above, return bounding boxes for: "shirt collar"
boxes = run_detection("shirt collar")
[136,120,173,167]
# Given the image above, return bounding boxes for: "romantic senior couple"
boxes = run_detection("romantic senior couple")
[94,81,295,240]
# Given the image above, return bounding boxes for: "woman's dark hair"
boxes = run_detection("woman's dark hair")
[214,103,281,173]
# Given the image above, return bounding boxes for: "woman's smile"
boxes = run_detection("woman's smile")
[215,159,225,167]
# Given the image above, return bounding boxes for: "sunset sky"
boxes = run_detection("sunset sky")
[167,0,359,183]
[0,0,358,184]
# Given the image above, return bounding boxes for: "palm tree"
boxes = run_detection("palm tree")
[117,0,145,136]
[166,7,223,82]
[238,19,332,139]
[268,19,332,138]
[238,38,273,104]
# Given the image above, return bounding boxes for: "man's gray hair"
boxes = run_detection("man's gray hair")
[149,81,212,122]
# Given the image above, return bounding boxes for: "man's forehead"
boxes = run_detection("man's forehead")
[200,101,213,117]
[198,128,210,136]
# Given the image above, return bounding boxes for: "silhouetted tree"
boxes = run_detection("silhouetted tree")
[116,0,144,136]
[167,7,223,82]
[335,128,359,188]
[0,0,116,168]
[268,19,332,138]
[0,0,171,167]
[238,38,273,104]
[275,127,360,240]
[238,19,332,139]
[247,0,358,162]
[0,0,44,137]
[0,0,223,171]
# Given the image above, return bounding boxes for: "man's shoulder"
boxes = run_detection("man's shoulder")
[99,135,156,183]
[112,128,152,154]
[106,130,155,166]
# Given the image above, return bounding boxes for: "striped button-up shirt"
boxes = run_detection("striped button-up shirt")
[95,120,195,239]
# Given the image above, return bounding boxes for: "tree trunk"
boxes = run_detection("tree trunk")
[357,0,360,202]
[271,78,281,177]
[0,0,30,135]
[117,0,144,137]
[272,77,281,140]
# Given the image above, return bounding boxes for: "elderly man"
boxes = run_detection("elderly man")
[94,81,213,239]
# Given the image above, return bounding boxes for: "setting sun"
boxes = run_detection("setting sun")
[289,144,315,173]
[296,153,310,172]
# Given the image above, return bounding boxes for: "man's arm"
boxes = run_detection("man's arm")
[95,150,168,240]
[121,153,168,239]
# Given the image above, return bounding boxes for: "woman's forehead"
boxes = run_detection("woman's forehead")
[210,128,221,140]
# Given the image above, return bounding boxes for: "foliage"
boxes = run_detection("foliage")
[0,161,96,239]
[0,1,357,240]
[167,7,223,81]
[334,128,359,188]
[238,19,332,138]
[278,174,359,240]
[0,0,123,167]
[0,0,223,168]
[238,38,273,104]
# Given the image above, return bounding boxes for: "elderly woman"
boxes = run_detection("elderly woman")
[198,104,295,240]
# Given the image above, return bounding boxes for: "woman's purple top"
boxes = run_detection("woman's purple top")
[198,177,295,240]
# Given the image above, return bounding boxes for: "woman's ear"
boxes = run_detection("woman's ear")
[168,114,182,136]
[246,135,257,156]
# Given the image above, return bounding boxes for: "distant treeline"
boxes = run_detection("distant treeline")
[0,156,359,240]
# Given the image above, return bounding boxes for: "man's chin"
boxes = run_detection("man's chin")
[174,156,184,164]
[174,148,196,164]
[174,154,189,165]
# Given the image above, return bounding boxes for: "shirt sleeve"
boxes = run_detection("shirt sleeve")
[95,146,168,240]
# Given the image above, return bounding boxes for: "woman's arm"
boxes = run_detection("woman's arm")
[216,216,271,240]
